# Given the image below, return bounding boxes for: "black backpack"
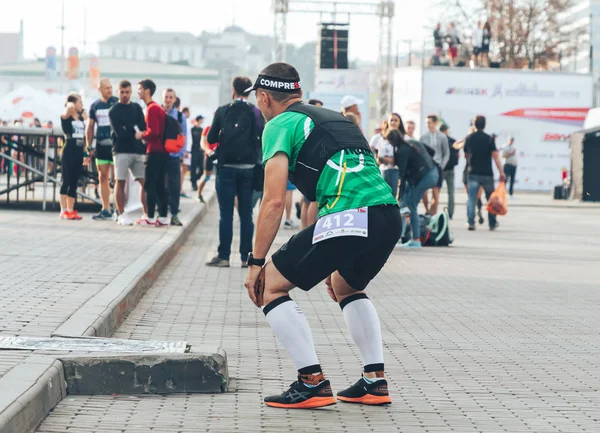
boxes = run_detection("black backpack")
[445,137,459,170]
[218,101,258,165]
[163,113,185,153]
[423,208,453,246]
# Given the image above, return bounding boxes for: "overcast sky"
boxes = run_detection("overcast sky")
[4,0,430,63]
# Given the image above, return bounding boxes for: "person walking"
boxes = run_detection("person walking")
[464,115,506,231]
[502,137,517,196]
[206,77,261,268]
[420,114,449,216]
[439,124,458,219]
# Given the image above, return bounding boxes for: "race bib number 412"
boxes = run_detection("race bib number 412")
[312,207,368,244]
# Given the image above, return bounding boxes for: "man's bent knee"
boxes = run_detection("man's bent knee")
[261,261,295,306]
[331,272,365,305]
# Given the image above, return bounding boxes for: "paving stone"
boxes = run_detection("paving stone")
[0,188,212,383]
[38,194,600,432]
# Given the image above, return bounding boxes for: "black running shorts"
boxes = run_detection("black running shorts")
[204,154,214,172]
[271,205,401,292]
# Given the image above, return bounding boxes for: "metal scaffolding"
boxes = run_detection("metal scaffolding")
[272,0,395,118]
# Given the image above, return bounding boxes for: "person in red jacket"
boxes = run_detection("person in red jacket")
[135,79,168,226]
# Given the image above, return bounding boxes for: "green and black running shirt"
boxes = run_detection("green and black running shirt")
[262,111,397,218]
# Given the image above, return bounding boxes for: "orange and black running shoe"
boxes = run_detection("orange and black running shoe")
[264,376,336,409]
[337,376,392,405]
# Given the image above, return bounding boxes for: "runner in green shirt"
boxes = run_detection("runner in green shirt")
[262,111,398,218]
[243,62,401,410]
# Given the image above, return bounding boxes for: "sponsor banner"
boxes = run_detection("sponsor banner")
[89,57,100,89]
[501,107,588,126]
[67,47,79,81]
[45,47,57,81]
[419,68,593,191]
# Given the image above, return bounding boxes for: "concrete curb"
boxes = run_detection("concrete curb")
[53,188,217,339]
[0,357,65,433]
[0,189,218,433]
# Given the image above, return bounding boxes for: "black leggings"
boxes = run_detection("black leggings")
[60,148,83,198]
[144,153,168,219]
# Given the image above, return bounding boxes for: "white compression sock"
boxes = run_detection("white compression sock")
[263,296,320,371]
[341,294,385,372]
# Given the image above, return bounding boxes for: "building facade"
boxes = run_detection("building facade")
[99,28,204,68]
[0,58,221,124]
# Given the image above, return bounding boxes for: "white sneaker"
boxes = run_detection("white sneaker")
[135,216,155,226]
[284,219,295,229]
[117,215,133,226]
[155,217,169,227]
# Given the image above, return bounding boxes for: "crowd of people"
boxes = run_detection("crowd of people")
[57,78,198,224]
[1,60,521,411]
[433,20,492,67]
[368,111,514,244]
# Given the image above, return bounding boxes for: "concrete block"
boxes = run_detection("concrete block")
[60,348,228,395]
[0,360,65,433]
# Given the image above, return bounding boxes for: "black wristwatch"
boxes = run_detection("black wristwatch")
[247,253,265,267]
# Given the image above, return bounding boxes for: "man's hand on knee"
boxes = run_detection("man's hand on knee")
[325,274,337,302]
[245,265,265,308]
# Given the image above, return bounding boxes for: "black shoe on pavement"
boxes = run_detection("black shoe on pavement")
[264,376,336,409]
[337,376,391,405]
[206,256,230,267]
[170,215,183,226]
[477,207,485,225]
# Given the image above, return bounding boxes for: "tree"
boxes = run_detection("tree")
[433,0,576,69]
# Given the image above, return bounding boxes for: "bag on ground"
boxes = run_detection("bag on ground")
[487,181,508,216]
[423,208,453,247]
[400,210,431,244]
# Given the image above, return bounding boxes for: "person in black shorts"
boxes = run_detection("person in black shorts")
[60,93,87,220]
[87,78,118,220]
[243,63,401,409]
[196,124,215,203]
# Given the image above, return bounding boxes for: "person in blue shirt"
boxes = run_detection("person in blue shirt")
[162,89,187,226]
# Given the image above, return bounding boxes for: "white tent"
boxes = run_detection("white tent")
[0,85,64,124]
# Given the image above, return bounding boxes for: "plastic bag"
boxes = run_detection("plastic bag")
[486,181,508,216]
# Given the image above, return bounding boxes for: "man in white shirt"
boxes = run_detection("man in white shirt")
[420,114,449,215]
[341,95,363,130]
[502,137,518,196]
[405,120,416,140]
[472,21,483,67]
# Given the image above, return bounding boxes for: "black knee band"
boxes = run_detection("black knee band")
[298,364,322,375]
[263,295,292,316]
[364,363,385,373]
[339,293,369,310]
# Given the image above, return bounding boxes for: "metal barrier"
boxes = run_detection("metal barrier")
[0,126,101,210]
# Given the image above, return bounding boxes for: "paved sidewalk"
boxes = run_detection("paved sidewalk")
[0,192,208,381]
[38,200,600,432]
[440,189,600,209]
